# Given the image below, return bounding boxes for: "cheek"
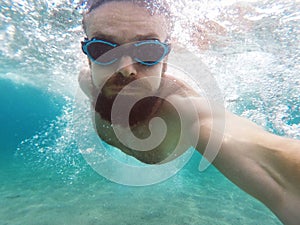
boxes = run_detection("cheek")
[143,65,163,90]
[153,77,162,91]
[91,65,114,88]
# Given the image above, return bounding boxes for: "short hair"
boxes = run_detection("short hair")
[82,0,173,36]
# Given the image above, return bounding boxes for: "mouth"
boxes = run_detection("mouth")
[102,76,157,98]
[109,85,124,92]
[104,85,146,97]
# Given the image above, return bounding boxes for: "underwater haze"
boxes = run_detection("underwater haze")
[1,0,299,224]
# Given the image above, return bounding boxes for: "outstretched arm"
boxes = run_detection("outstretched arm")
[189,96,300,225]
[78,68,300,224]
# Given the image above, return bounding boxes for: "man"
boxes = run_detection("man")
[78,0,300,224]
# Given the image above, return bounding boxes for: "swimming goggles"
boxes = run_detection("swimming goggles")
[81,38,171,66]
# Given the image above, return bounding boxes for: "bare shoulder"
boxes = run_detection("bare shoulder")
[161,75,219,119]
[161,74,200,97]
[78,67,96,101]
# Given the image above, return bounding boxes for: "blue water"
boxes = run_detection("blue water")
[0,79,281,224]
[0,80,63,159]
[1,0,299,224]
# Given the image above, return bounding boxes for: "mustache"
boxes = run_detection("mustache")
[105,74,136,87]
[102,74,154,93]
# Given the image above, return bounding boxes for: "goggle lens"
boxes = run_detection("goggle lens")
[85,40,117,65]
[134,41,167,66]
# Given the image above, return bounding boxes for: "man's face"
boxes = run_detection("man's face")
[84,1,169,98]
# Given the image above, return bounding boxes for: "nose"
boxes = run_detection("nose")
[116,56,137,78]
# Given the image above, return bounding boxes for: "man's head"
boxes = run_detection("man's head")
[82,0,173,35]
[81,0,172,99]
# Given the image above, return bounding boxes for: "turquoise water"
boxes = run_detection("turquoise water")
[1,0,299,224]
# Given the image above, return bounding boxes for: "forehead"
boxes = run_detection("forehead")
[84,1,169,43]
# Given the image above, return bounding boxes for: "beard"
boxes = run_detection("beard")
[94,86,163,127]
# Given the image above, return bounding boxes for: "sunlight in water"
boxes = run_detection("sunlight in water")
[1,0,296,173]
[1,0,298,224]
